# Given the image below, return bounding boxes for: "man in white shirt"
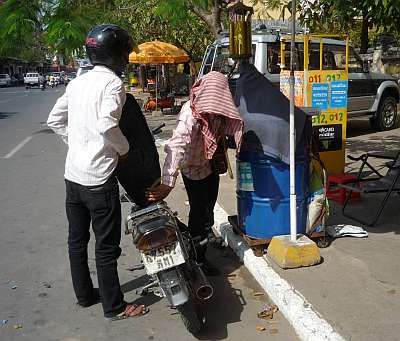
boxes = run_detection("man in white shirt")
[47,24,148,320]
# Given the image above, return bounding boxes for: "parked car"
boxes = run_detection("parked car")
[0,74,12,87]
[24,72,45,88]
[198,28,400,131]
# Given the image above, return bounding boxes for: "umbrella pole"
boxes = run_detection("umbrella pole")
[155,65,158,110]
[289,0,297,242]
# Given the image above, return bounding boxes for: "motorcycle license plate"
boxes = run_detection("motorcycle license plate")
[141,242,185,275]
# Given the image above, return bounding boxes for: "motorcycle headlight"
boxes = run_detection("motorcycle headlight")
[136,226,177,252]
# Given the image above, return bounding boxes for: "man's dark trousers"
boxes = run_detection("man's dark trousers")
[182,172,220,263]
[65,176,125,318]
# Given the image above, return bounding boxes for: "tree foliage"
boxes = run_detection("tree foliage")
[0,0,44,60]
[44,0,97,61]
[299,0,400,52]
[96,0,213,60]
[250,0,292,20]
[1,0,339,64]
[150,0,222,39]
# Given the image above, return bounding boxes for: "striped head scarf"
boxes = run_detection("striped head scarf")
[190,71,243,159]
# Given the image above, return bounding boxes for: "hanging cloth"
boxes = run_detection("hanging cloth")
[234,63,308,164]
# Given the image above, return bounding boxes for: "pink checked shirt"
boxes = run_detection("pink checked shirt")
[162,101,212,187]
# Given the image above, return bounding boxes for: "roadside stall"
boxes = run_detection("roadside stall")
[129,41,190,110]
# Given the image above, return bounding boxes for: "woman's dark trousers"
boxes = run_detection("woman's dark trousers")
[182,172,220,263]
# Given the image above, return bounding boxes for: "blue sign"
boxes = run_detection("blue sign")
[330,81,348,108]
[312,83,329,109]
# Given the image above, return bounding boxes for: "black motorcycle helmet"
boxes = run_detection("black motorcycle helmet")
[85,24,135,75]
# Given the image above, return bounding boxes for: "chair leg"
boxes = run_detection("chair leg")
[369,177,399,226]
[343,186,395,226]
[342,188,370,226]
[369,191,393,226]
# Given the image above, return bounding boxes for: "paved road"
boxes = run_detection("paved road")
[0,87,298,341]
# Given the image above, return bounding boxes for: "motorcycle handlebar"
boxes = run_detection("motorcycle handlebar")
[152,123,165,135]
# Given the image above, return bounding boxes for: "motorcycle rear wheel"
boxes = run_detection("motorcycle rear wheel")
[177,301,203,335]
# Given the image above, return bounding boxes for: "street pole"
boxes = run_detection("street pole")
[289,0,297,242]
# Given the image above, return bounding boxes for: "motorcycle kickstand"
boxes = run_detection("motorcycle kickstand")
[135,280,158,296]
[126,263,145,271]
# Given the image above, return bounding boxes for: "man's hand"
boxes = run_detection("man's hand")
[146,184,173,202]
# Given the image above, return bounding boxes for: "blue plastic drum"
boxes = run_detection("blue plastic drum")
[237,151,309,239]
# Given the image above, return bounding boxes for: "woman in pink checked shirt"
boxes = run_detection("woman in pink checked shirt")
[146,71,243,276]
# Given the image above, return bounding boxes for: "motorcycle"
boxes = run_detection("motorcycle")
[118,112,212,334]
[123,197,213,335]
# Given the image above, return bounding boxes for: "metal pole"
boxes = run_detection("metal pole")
[155,65,158,110]
[289,0,297,241]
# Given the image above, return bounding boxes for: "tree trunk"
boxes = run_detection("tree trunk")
[360,10,369,54]
[187,0,223,38]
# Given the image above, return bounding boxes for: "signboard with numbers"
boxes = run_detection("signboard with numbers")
[305,69,348,174]
[279,34,349,174]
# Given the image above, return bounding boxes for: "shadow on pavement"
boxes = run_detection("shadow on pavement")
[328,195,400,235]
[121,274,152,294]
[195,244,245,340]
[0,111,18,119]
[346,118,375,138]
[121,274,163,307]
[34,128,54,134]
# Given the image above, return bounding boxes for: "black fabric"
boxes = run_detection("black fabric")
[234,63,308,164]
[182,172,220,263]
[65,177,126,318]
[116,93,161,206]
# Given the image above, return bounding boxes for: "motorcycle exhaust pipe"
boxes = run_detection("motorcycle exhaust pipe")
[192,265,214,301]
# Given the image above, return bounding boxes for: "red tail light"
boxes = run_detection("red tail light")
[136,227,177,252]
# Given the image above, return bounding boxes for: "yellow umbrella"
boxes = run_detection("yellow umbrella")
[129,41,190,64]
[129,41,190,110]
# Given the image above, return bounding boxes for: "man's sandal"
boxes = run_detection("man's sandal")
[108,304,149,321]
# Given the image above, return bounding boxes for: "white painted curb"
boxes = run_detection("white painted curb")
[213,202,346,341]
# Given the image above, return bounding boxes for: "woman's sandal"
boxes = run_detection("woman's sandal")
[108,304,149,321]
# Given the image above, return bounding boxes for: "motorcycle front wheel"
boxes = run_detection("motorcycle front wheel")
[177,300,203,335]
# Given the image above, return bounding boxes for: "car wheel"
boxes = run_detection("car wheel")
[370,95,398,131]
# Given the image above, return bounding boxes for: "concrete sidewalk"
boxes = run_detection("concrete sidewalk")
[213,118,400,341]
